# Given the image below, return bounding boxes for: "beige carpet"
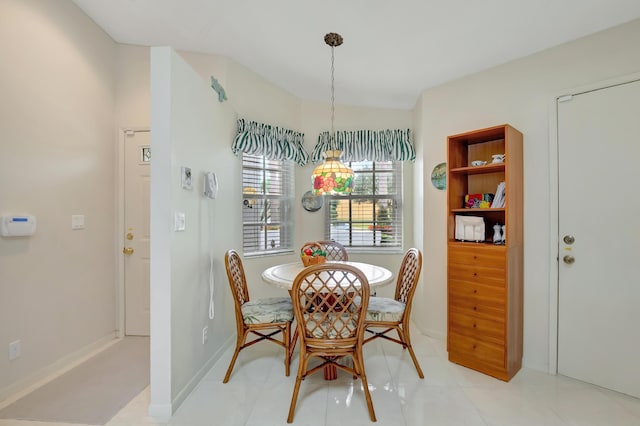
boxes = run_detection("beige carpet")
[0,336,149,425]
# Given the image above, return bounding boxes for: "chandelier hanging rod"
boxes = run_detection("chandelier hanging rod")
[325,32,343,147]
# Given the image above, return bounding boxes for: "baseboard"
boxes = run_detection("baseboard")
[422,329,446,341]
[412,319,446,341]
[0,332,118,409]
[169,336,234,415]
[147,337,233,422]
[148,403,172,420]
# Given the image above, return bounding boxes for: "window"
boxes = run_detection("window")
[242,153,294,256]
[325,160,402,249]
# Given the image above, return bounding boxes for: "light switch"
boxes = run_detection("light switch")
[71,215,85,230]
[174,212,186,231]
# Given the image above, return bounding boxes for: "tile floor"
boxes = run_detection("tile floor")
[2,330,639,426]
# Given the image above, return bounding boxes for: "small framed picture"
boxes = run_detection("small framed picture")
[181,166,192,190]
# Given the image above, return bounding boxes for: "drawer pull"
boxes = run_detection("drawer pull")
[473,289,478,294]
[473,322,477,328]
[473,306,477,311]
[472,344,477,349]
[473,272,478,276]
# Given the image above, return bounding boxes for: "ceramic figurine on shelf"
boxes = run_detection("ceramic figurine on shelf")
[491,154,505,163]
[493,223,502,244]
[501,225,506,244]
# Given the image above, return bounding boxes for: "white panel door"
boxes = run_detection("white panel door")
[557,79,640,398]
[124,130,151,336]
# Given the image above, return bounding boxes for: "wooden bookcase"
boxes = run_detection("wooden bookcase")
[446,124,523,381]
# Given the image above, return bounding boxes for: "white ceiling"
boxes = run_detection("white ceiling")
[72,0,640,110]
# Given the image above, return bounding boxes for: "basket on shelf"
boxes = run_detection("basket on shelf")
[300,242,327,267]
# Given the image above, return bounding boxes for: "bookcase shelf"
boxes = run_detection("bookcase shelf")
[450,163,505,174]
[450,208,505,213]
[446,124,523,382]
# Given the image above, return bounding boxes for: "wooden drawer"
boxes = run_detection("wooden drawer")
[449,281,505,321]
[448,281,506,310]
[448,263,505,287]
[448,245,505,270]
[449,311,505,345]
[448,331,505,369]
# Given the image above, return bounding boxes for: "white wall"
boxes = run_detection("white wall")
[414,18,640,372]
[0,0,117,398]
[149,47,238,415]
[411,100,428,334]
[171,53,302,305]
[116,44,151,126]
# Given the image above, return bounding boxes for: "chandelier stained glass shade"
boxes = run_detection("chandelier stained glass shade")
[312,150,354,195]
[311,32,354,195]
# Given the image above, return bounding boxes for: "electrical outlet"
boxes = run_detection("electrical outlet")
[202,326,208,344]
[9,340,21,361]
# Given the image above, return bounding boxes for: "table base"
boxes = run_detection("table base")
[323,364,338,380]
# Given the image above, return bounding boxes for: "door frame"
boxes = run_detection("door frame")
[116,127,150,338]
[547,71,640,375]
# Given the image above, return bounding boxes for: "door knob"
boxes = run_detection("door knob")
[563,255,575,264]
[563,235,575,245]
[123,247,134,255]
[126,232,134,240]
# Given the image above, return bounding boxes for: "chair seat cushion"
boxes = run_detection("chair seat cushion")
[242,297,293,324]
[304,312,358,339]
[366,297,405,322]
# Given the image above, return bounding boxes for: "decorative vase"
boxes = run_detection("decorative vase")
[501,225,506,243]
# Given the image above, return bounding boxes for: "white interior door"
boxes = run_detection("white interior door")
[124,130,151,336]
[557,79,640,398]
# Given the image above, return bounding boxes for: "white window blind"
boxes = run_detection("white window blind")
[242,153,294,256]
[324,160,402,249]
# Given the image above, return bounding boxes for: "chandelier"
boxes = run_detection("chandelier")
[311,32,355,195]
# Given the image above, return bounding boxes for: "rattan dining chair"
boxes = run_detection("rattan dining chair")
[288,264,376,423]
[223,249,292,383]
[318,240,349,261]
[364,248,424,378]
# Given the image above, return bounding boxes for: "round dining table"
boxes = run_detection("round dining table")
[261,260,393,380]
[262,260,394,290]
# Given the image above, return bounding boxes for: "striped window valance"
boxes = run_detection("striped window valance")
[311,129,415,163]
[232,119,309,166]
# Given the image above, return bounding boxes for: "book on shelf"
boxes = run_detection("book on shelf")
[491,182,506,208]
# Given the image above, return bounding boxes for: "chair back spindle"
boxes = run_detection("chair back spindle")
[318,240,349,261]
[395,248,421,304]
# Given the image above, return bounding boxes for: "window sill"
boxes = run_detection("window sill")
[243,249,295,258]
[345,247,405,255]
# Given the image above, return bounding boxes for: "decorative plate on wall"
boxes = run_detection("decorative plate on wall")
[301,190,323,212]
[431,162,446,190]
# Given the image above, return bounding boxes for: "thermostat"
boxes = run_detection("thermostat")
[1,215,37,237]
